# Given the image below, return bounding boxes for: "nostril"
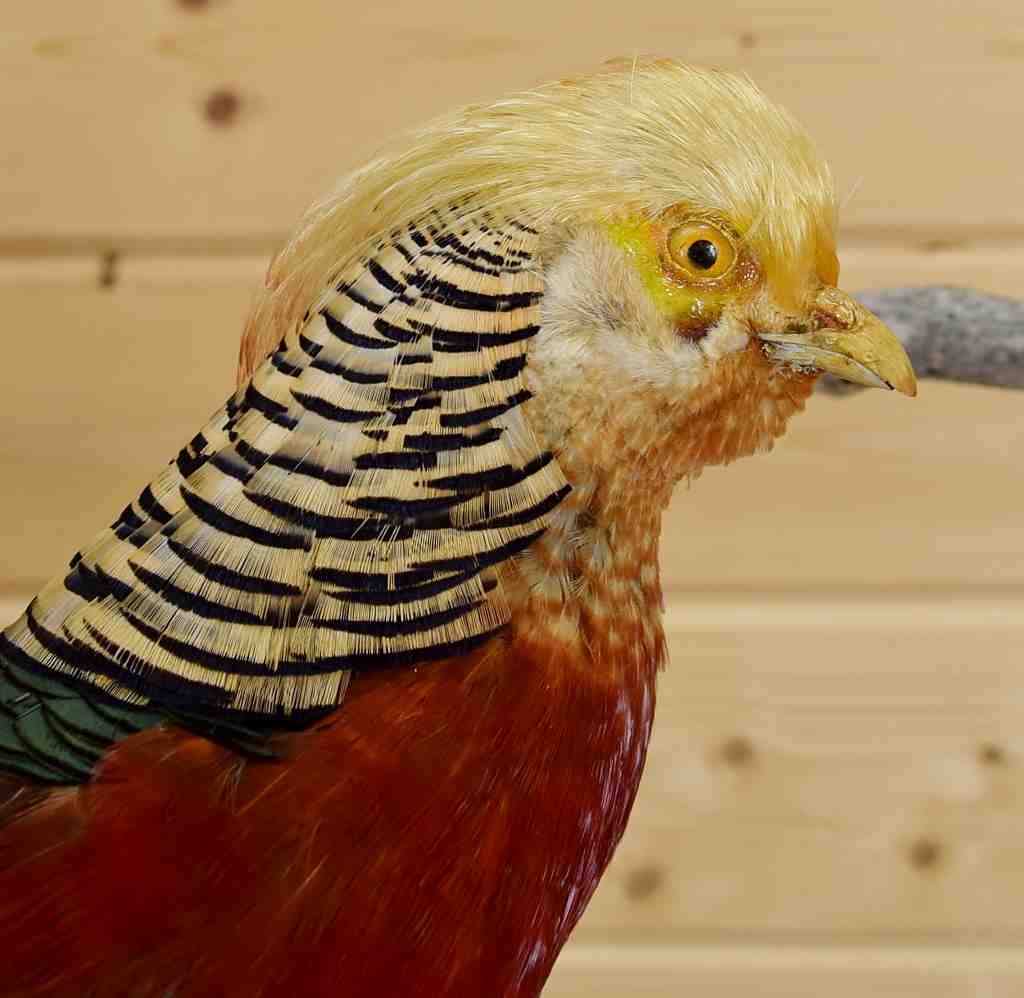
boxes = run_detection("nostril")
[811,309,843,331]
[811,288,859,331]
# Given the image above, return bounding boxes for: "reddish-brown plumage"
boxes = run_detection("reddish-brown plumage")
[0,623,656,997]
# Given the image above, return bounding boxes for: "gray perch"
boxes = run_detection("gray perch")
[821,287,1024,395]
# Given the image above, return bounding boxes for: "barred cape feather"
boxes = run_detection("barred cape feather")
[1,206,569,724]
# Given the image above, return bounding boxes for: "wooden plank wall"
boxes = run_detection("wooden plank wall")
[3,3,1024,994]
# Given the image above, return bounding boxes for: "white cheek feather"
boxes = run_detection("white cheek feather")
[699,313,751,362]
[529,322,589,378]
[586,334,704,399]
[533,312,749,410]
[534,226,713,403]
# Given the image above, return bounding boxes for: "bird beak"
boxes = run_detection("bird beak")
[756,287,917,397]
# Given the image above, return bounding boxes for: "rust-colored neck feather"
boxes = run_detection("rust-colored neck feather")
[512,341,816,676]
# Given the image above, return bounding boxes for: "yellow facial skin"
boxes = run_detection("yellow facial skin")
[605,207,917,396]
[604,212,760,335]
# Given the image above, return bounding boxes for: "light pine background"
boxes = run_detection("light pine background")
[3,2,1024,994]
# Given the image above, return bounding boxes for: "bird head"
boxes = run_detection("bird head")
[517,61,916,512]
[244,59,914,512]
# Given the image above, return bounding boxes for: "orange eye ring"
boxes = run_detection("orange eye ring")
[665,224,738,281]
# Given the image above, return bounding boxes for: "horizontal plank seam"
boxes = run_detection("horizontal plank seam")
[5,596,1024,631]
[5,228,1024,259]
[662,599,1024,631]
[661,584,1024,598]
[0,238,284,258]
[558,941,1024,971]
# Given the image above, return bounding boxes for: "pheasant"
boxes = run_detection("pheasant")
[0,59,914,997]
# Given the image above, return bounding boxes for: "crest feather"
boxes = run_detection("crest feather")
[241,59,834,378]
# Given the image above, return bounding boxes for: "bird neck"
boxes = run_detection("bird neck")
[504,436,668,690]
[512,339,816,684]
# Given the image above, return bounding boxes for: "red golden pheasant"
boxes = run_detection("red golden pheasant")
[0,60,915,996]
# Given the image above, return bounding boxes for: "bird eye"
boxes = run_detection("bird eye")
[665,224,737,280]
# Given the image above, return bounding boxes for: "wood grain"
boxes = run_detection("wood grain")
[4,1,1024,242]
[581,606,1024,940]
[547,944,1024,997]
[0,271,242,592]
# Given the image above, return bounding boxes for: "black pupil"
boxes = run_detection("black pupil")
[687,239,718,270]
